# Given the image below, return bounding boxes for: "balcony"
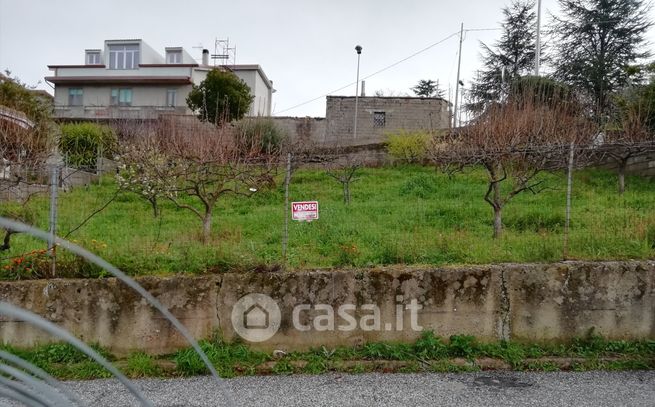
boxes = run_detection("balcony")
[53,105,191,121]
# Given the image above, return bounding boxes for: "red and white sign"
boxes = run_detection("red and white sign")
[292,201,319,221]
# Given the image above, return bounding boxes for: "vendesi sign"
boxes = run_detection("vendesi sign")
[292,201,319,221]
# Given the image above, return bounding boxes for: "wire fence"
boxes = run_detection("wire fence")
[1,144,653,279]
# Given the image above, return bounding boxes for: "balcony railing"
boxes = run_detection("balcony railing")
[53,105,191,120]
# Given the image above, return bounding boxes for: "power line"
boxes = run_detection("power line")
[274,30,462,115]
[464,28,503,32]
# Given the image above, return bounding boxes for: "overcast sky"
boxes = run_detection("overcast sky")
[1,0,654,117]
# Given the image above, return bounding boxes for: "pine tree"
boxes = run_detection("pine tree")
[551,0,652,120]
[411,79,445,98]
[468,0,538,112]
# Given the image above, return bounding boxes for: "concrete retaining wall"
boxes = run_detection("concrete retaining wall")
[0,261,653,355]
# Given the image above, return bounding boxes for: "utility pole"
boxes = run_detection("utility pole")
[535,0,542,75]
[453,23,464,128]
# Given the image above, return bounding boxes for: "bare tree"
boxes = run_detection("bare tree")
[324,147,362,205]
[429,89,596,238]
[595,89,655,194]
[119,116,278,243]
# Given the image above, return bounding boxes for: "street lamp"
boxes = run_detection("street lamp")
[354,45,363,140]
[535,0,542,75]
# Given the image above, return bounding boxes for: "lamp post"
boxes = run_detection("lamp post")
[535,0,542,75]
[354,45,362,140]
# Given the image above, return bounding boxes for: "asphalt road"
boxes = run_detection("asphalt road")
[1,371,654,407]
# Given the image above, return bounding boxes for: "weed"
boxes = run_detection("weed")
[125,352,161,378]
[272,359,294,375]
[448,335,478,359]
[5,332,655,380]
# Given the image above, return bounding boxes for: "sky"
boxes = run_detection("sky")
[1,0,654,118]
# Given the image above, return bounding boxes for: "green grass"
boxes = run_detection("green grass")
[2,166,655,278]
[2,332,653,380]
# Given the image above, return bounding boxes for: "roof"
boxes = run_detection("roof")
[328,95,447,102]
[48,65,106,69]
[105,39,142,43]
[44,76,193,85]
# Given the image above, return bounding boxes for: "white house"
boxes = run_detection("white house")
[227,65,274,116]
[45,39,273,121]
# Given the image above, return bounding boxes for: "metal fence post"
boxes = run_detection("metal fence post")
[282,153,292,265]
[563,142,575,259]
[46,153,63,277]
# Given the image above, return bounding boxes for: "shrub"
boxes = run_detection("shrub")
[59,122,117,168]
[386,131,430,163]
[234,117,286,154]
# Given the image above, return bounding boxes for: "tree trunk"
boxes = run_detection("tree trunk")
[493,206,503,239]
[343,182,351,204]
[0,229,13,251]
[618,160,626,195]
[150,198,160,218]
[492,179,503,239]
[202,211,212,244]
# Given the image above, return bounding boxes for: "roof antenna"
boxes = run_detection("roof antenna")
[212,38,237,66]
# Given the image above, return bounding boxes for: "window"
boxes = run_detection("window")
[166,89,177,107]
[86,52,101,65]
[68,88,83,106]
[373,111,386,127]
[166,51,182,64]
[108,44,139,69]
[110,88,133,106]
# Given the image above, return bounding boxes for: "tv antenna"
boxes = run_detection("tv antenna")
[192,43,205,61]
[212,38,237,66]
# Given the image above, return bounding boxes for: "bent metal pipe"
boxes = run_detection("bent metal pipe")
[0,216,236,407]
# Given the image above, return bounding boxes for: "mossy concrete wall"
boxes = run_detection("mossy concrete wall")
[0,261,653,355]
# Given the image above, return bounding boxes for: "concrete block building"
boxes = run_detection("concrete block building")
[325,96,450,146]
[273,96,451,147]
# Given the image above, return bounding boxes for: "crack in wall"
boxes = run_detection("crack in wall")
[499,268,511,341]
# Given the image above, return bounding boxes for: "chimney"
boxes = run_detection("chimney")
[361,80,366,97]
[202,49,209,66]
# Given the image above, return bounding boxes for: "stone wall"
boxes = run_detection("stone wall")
[325,96,450,147]
[0,261,652,355]
[270,116,326,145]
[599,151,655,177]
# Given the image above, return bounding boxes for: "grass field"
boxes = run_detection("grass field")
[1,165,654,278]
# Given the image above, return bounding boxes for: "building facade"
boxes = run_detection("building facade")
[228,65,274,116]
[46,39,273,121]
[272,96,451,147]
[325,96,450,146]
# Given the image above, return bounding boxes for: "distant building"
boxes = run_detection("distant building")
[273,96,451,147]
[325,96,450,145]
[45,39,273,121]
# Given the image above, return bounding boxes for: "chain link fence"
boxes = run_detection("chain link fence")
[0,140,653,278]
